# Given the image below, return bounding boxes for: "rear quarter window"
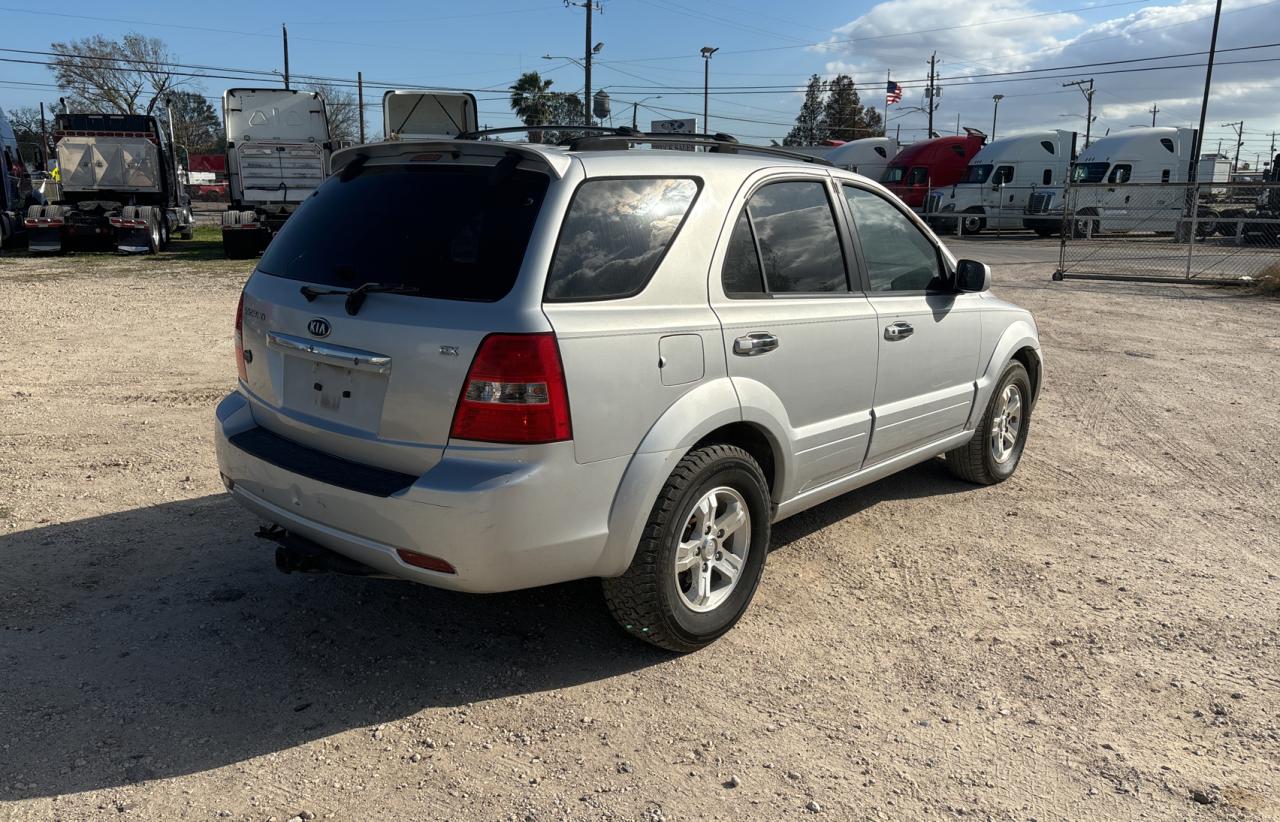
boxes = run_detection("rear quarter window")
[545,177,700,302]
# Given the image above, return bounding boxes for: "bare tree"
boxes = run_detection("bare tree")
[305,82,361,143]
[49,33,181,115]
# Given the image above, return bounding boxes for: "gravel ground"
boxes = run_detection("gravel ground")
[1,237,1277,822]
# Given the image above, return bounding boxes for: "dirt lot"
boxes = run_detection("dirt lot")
[1,235,1277,822]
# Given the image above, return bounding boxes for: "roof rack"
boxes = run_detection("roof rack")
[455,124,635,141]
[452,125,832,166]
[569,131,833,165]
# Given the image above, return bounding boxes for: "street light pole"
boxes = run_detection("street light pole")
[991,94,1004,141]
[631,96,662,129]
[700,46,718,133]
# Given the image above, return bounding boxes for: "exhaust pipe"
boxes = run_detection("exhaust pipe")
[255,524,388,577]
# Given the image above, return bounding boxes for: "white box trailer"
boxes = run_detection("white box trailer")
[221,88,333,258]
[928,130,1076,234]
[825,137,900,180]
[1023,127,1216,235]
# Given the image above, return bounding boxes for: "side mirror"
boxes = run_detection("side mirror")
[955,259,991,292]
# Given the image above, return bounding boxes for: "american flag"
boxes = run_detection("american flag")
[886,81,903,105]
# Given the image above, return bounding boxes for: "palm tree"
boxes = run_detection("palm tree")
[509,72,554,138]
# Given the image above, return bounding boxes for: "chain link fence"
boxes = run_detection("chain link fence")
[1045,181,1280,284]
[921,184,1060,239]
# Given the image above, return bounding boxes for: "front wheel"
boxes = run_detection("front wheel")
[603,444,771,652]
[945,361,1032,485]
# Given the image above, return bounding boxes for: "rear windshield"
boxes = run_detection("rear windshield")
[257,163,550,302]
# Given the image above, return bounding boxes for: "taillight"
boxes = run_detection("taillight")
[449,333,572,444]
[234,292,247,382]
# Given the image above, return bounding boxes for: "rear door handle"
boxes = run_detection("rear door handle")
[884,321,914,341]
[733,332,779,356]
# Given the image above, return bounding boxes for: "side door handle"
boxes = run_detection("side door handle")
[733,332,779,356]
[884,321,914,341]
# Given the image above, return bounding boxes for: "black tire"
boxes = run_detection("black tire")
[945,361,1032,485]
[1033,226,1058,239]
[960,210,984,235]
[159,214,171,249]
[179,224,194,240]
[603,444,771,653]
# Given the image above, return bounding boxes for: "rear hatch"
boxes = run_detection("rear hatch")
[236,145,559,476]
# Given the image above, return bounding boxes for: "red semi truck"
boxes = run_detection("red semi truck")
[881,129,986,211]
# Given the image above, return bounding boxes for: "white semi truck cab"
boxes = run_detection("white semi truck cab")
[221,88,334,258]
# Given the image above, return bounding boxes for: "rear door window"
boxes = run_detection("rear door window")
[258,163,549,302]
[743,180,848,295]
[545,177,699,301]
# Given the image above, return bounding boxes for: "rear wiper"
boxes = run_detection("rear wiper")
[299,281,422,315]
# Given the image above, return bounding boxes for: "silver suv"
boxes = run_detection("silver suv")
[214,130,1042,652]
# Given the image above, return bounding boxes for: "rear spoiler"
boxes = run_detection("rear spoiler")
[329,140,572,180]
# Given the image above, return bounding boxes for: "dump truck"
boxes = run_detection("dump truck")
[220,88,334,258]
[25,112,192,253]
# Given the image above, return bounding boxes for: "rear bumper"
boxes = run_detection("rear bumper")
[213,391,627,593]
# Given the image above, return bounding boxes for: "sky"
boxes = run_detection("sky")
[0,0,1277,163]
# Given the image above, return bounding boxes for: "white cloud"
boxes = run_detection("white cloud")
[819,0,1280,156]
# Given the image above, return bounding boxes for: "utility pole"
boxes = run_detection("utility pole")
[1221,120,1244,171]
[1149,103,1160,126]
[565,0,602,126]
[357,72,365,143]
[991,94,1004,141]
[1189,0,1223,183]
[701,46,718,133]
[1063,79,1095,148]
[925,52,938,138]
[282,24,290,89]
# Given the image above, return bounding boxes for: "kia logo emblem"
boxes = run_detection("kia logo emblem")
[307,318,331,338]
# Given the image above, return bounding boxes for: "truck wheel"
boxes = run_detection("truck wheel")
[960,210,984,235]
[179,223,194,241]
[945,361,1032,485]
[159,215,171,249]
[602,444,772,653]
[1033,227,1058,238]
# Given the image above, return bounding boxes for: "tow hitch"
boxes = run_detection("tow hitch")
[255,524,388,577]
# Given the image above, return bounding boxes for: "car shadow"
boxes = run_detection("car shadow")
[0,460,970,800]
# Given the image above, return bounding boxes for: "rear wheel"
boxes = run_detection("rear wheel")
[603,444,771,652]
[960,210,985,235]
[1033,226,1058,238]
[945,361,1032,485]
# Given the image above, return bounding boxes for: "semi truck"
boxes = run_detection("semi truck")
[1022,126,1229,236]
[1218,152,1280,242]
[25,112,192,254]
[880,129,986,211]
[928,130,1076,235]
[825,136,900,180]
[220,88,334,258]
[1,105,39,249]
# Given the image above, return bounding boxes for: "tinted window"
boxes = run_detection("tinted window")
[1071,162,1109,183]
[1161,169,1171,183]
[546,177,698,301]
[1041,140,1056,154]
[874,146,887,157]
[993,165,1015,185]
[906,167,929,186]
[258,164,549,302]
[1160,138,1175,153]
[747,181,847,294]
[963,164,993,184]
[721,210,764,296]
[843,186,942,293]
[1108,164,1132,184]
[882,166,907,183]
[1042,168,1053,185]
